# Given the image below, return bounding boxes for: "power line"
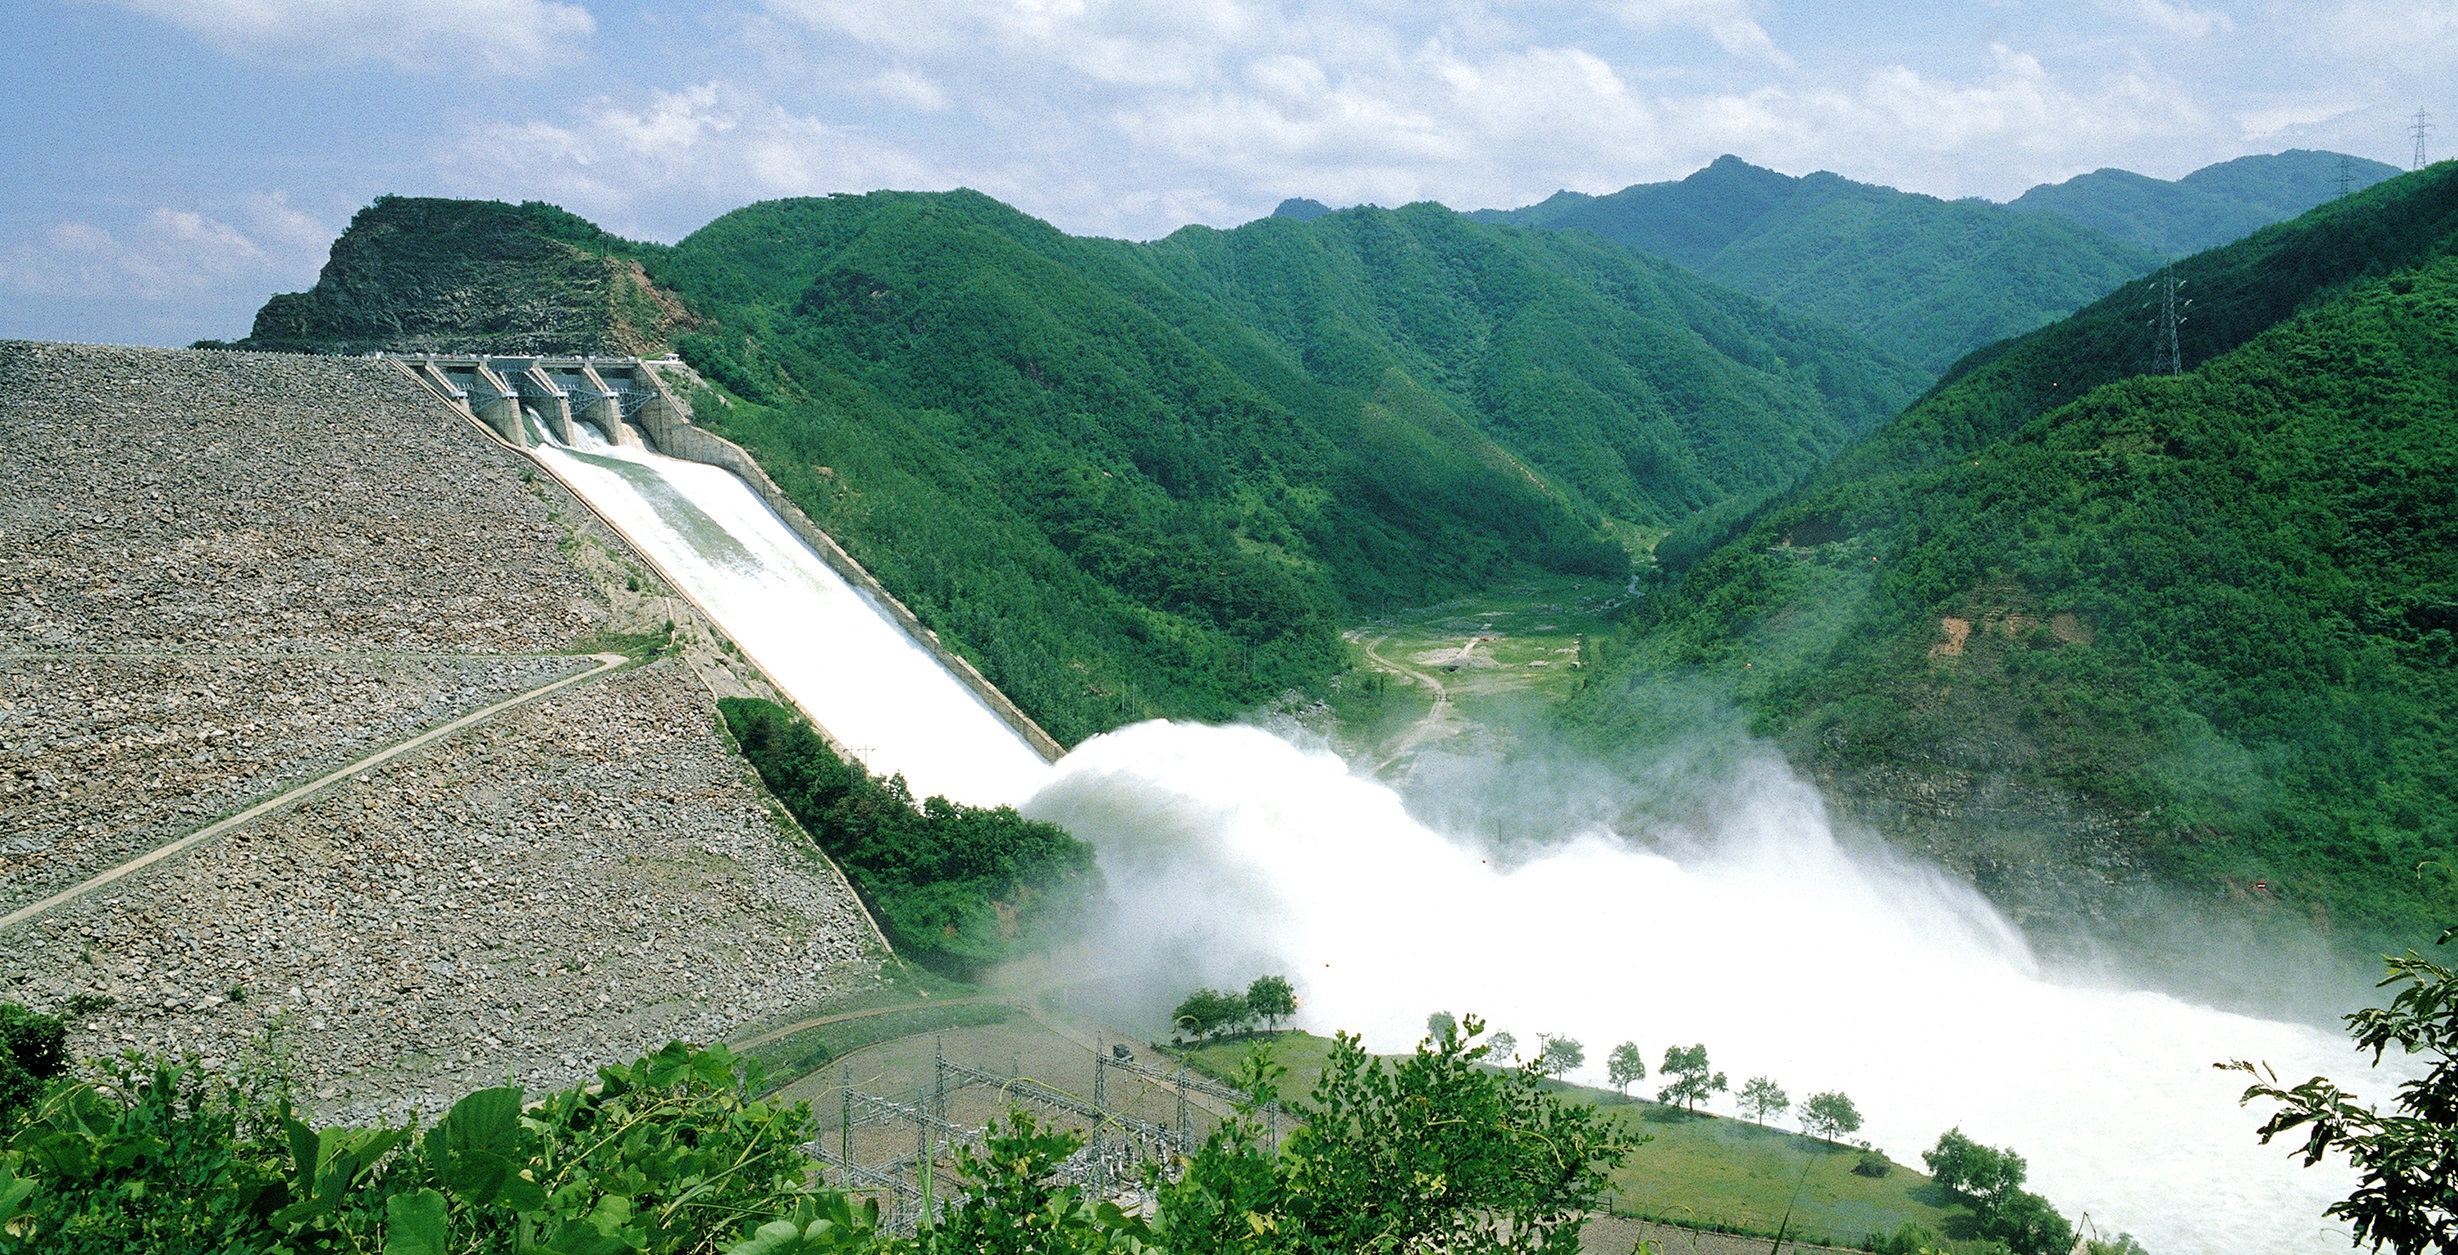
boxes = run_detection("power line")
[2413,108,2434,171]
[2150,274,2190,376]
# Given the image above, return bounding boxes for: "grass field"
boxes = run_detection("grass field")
[1331,575,1628,768]
[1180,1031,1971,1249]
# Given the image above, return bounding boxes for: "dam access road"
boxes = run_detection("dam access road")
[0,341,888,1123]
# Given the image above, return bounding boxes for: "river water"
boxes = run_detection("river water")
[531,418,2389,1255]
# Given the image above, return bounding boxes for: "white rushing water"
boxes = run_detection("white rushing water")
[529,415,2393,1255]
[529,420,1051,807]
[1030,722,2390,1255]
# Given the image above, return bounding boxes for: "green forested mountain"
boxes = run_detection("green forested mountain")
[649,192,1923,741]
[2007,149,2401,257]
[1472,155,2166,372]
[1575,162,2458,942]
[240,190,1919,744]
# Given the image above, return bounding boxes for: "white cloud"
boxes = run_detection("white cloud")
[867,69,953,113]
[452,82,942,230]
[1612,0,1795,68]
[441,3,2222,239]
[2298,0,2458,69]
[0,197,332,303]
[2233,97,2366,139]
[99,0,594,72]
[2101,0,2235,37]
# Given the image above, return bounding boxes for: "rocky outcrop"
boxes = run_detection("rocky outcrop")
[232,197,694,356]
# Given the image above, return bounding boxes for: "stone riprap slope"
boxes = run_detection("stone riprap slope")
[0,341,877,1115]
[0,343,599,653]
[0,653,590,910]
[19,663,871,1123]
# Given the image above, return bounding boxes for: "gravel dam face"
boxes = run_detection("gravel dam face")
[0,341,882,1121]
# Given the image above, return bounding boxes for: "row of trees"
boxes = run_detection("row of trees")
[1171,976,1297,1042]
[1450,1019,1868,1143]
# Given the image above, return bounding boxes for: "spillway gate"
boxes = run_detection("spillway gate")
[380,352,690,450]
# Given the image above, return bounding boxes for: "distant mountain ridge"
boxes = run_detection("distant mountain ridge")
[2006,149,2401,256]
[1471,149,2387,374]
[1471,156,2167,372]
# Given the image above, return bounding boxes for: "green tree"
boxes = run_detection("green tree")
[1920,1128,2078,1255]
[1426,1011,1458,1043]
[1800,1091,1862,1142]
[721,697,1097,978]
[1172,988,1251,1042]
[1989,1190,2079,1255]
[1488,1031,1518,1063]
[1532,1035,1584,1079]
[1605,1042,1646,1097]
[1655,1044,1727,1112]
[1276,1016,1636,1254]
[1737,1075,1789,1126]
[2226,913,2458,1255]
[1922,1128,2023,1208]
[1245,975,1297,1031]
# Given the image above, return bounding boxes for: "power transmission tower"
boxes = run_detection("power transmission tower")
[2413,108,2434,171]
[2150,274,2190,375]
[2337,153,2355,197]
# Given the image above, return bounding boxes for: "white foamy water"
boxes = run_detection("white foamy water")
[530,421,1050,807]
[1030,721,2390,1255]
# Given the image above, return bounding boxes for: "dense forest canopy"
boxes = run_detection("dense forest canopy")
[642,190,1923,741]
[1575,162,2458,943]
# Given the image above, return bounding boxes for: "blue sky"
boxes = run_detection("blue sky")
[3,0,2445,346]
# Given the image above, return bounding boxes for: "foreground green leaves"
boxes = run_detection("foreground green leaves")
[0,1014,1630,1255]
[2227,912,2458,1255]
[0,1041,825,1255]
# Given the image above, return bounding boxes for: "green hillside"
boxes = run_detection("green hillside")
[232,190,1916,746]
[642,192,1924,742]
[2007,149,2401,257]
[1574,162,2458,945]
[1474,155,2166,372]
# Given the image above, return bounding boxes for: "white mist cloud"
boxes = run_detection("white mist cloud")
[1028,719,2387,1255]
[97,0,595,72]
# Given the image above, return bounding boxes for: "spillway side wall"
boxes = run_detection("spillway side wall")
[631,382,1067,764]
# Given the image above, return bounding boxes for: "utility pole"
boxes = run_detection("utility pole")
[2414,108,2435,171]
[2151,274,2190,376]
